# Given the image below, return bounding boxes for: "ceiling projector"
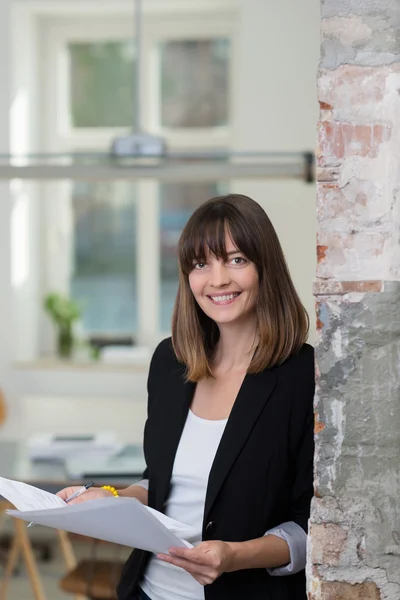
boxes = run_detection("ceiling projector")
[110,132,166,158]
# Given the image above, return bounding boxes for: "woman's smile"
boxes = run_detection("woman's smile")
[207,292,242,305]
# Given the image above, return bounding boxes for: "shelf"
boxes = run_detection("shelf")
[0,151,315,182]
[13,358,149,373]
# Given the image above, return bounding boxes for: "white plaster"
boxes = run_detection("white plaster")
[318,117,400,281]
[332,399,345,453]
[355,51,400,67]
[345,292,367,303]
[321,15,372,46]
[316,565,400,600]
[325,398,345,493]
[331,327,343,358]
[318,64,400,123]
[386,72,400,91]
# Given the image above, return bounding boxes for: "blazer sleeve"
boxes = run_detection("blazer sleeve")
[140,337,172,481]
[289,345,315,533]
[265,521,307,575]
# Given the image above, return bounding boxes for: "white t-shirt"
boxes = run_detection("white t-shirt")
[141,409,227,600]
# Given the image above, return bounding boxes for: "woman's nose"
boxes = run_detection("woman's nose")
[209,262,230,287]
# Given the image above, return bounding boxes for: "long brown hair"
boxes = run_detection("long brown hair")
[172,194,309,381]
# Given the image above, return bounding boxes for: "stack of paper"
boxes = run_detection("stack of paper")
[65,444,145,479]
[27,433,123,461]
[0,477,195,554]
[101,345,150,363]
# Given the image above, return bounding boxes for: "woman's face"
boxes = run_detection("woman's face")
[188,231,259,326]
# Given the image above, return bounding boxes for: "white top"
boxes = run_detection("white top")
[141,409,227,600]
[138,410,308,598]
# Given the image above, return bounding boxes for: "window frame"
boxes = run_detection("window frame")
[39,4,237,351]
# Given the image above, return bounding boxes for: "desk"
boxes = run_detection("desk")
[0,441,145,600]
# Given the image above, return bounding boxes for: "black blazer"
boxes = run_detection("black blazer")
[117,338,315,600]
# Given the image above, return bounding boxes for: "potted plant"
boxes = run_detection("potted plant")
[44,293,82,359]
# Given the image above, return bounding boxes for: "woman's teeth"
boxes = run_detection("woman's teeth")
[210,293,240,303]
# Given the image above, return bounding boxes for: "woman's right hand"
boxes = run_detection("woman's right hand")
[56,486,114,505]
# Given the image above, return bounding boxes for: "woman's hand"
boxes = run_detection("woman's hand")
[157,541,233,586]
[56,486,113,505]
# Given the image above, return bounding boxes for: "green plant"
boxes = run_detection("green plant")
[44,293,82,358]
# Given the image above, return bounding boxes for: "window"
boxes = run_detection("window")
[160,39,230,128]
[41,7,236,349]
[71,181,138,334]
[69,42,136,128]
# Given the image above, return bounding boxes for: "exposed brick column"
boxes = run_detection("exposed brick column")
[309,1,400,599]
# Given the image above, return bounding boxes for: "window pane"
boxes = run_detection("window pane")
[159,182,228,331]
[69,42,135,127]
[160,39,230,128]
[71,181,137,334]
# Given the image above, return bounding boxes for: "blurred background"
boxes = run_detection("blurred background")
[0,0,320,482]
[0,1,320,597]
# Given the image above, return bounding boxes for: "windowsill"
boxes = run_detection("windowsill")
[13,357,150,373]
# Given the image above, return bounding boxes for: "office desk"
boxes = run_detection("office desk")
[0,441,145,600]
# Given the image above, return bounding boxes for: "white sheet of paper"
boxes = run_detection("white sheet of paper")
[0,477,66,511]
[146,506,198,541]
[7,497,193,554]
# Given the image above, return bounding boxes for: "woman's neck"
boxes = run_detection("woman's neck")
[213,318,258,373]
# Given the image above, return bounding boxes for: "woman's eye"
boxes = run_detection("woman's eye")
[231,257,246,265]
[194,262,206,270]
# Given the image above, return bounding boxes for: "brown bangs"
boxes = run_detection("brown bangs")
[179,203,258,276]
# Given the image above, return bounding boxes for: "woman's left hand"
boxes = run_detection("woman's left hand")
[157,540,233,586]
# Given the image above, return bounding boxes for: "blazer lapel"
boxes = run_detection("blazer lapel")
[204,368,277,523]
[154,365,195,511]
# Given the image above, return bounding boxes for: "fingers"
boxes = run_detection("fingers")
[157,553,217,586]
[56,487,89,504]
[169,547,202,561]
[66,495,86,505]
[56,487,106,505]
[157,545,222,585]
[56,487,77,501]
[158,553,204,573]
[169,546,218,568]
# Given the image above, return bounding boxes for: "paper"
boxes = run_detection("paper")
[28,433,122,461]
[0,476,66,511]
[0,476,195,553]
[146,506,198,542]
[7,497,194,554]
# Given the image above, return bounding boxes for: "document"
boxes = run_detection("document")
[0,476,66,511]
[1,477,196,554]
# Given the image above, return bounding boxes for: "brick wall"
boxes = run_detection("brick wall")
[309,1,400,598]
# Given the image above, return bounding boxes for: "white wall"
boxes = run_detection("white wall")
[0,0,320,443]
[232,0,319,342]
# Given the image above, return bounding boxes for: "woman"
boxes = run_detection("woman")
[58,194,315,600]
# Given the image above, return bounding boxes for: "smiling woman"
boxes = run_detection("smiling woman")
[57,194,315,600]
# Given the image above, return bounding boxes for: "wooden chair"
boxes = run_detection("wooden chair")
[0,390,53,573]
[0,522,86,600]
[59,559,124,599]
[59,540,125,600]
